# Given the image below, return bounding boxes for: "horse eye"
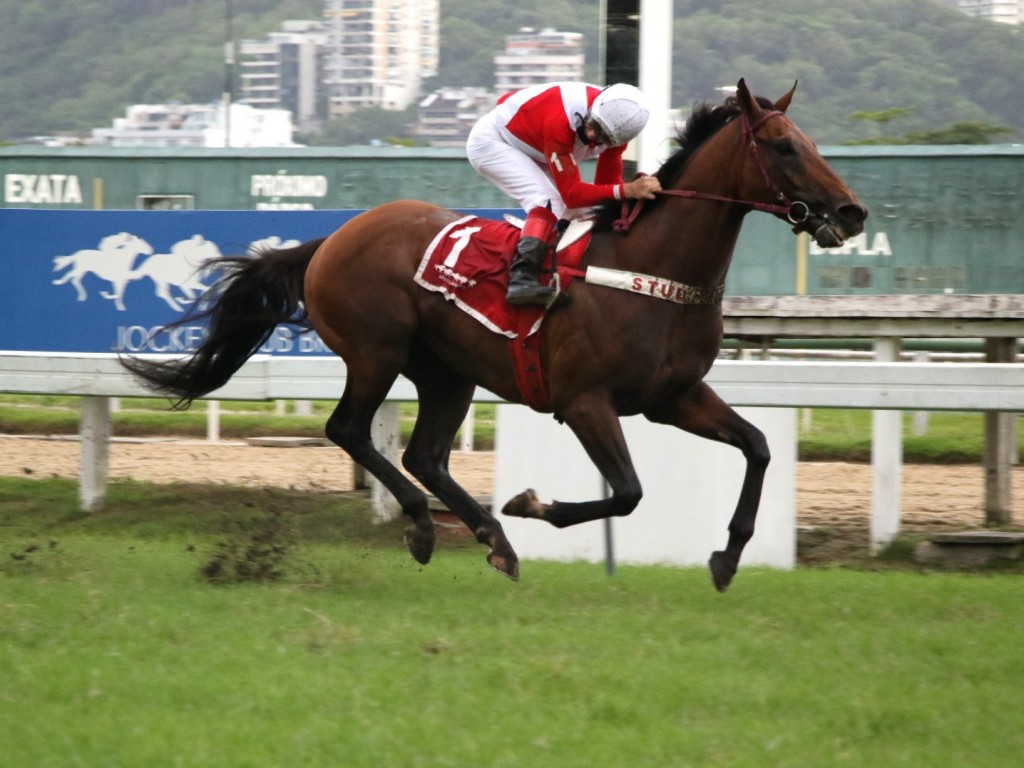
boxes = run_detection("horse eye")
[774,138,797,156]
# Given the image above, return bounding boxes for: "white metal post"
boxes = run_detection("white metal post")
[460,403,475,453]
[206,399,221,442]
[911,350,930,436]
[80,396,112,512]
[871,337,903,551]
[637,0,674,175]
[985,337,1017,524]
[369,401,402,522]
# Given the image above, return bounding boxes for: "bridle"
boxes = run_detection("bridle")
[612,109,813,233]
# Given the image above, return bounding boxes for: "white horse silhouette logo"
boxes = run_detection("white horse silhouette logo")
[130,234,221,312]
[52,232,296,313]
[52,232,154,311]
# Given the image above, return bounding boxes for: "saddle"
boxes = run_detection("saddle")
[414,215,592,409]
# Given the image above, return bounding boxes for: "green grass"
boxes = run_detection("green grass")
[1,393,1019,462]
[0,396,498,449]
[2,476,1023,767]
[798,408,1021,463]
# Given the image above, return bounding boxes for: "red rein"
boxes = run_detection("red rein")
[613,110,796,233]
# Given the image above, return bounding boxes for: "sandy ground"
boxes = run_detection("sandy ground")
[2,434,1021,561]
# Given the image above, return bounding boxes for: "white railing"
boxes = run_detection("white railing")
[2,351,1023,409]
[1,350,1022,552]
[3,291,1022,560]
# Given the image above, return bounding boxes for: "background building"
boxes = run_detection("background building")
[103,11,584,148]
[416,87,494,147]
[949,0,1022,24]
[236,0,440,129]
[322,0,439,117]
[238,21,327,131]
[493,27,586,91]
[91,103,296,148]
[414,27,586,148]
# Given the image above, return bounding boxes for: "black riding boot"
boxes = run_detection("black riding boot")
[506,236,556,306]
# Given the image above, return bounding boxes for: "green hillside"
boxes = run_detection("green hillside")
[1,0,1020,144]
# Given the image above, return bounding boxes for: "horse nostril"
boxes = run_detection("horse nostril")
[839,203,868,225]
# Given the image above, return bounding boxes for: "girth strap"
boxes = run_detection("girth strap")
[508,309,551,411]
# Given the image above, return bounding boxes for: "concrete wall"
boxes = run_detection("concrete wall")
[494,405,796,568]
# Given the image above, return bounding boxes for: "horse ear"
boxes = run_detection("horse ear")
[735,78,760,118]
[774,81,798,113]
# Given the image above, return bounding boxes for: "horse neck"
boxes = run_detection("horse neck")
[629,124,752,288]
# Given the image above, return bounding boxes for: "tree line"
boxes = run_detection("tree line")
[0,0,1020,145]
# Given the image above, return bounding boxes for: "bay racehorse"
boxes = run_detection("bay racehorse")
[122,80,866,591]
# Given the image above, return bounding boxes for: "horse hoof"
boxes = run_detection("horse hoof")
[487,549,520,581]
[501,489,545,519]
[404,524,435,565]
[708,551,737,593]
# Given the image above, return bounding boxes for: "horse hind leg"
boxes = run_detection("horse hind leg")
[325,372,436,566]
[503,391,643,528]
[67,273,89,302]
[400,357,519,580]
[153,281,185,312]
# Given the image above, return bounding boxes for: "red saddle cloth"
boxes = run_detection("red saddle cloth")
[414,214,587,338]
[414,215,589,409]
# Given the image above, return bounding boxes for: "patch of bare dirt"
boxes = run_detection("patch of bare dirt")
[2,435,1021,563]
[795,461,1023,563]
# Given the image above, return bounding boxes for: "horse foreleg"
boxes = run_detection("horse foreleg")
[325,379,436,566]
[503,393,643,528]
[647,381,770,592]
[401,366,519,580]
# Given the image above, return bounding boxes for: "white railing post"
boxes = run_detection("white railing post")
[911,350,930,437]
[369,401,402,522]
[985,337,1017,525]
[460,403,475,452]
[206,399,220,442]
[871,337,903,552]
[80,395,112,512]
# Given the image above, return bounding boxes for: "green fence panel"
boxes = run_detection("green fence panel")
[3,145,1022,295]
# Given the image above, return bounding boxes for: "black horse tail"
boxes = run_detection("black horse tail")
[120,237,327,408]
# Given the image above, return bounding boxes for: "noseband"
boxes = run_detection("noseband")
[613,109,813,233]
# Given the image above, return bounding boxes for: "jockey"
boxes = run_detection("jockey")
[467,82,662,306]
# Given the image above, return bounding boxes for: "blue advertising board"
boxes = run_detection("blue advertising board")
[0,208,512,355]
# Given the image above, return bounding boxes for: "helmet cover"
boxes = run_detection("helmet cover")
[589,83,650,145]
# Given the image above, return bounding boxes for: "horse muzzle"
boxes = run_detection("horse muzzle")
[792,202,867,248]
[810,220,847,249]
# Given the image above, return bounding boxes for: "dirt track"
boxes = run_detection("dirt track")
[2,435,1021,561]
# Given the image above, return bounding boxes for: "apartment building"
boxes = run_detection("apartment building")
[493,27,586,92]
[950,0,1022,24]
[322,0,440,117]
[90,103,295,148]
[416,87,495,147]
[238,21,327,130]
[237,0,439,128]
[236,13,585,145]
[415,27,587,147]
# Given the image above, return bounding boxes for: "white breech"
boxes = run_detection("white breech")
[467,113,571,219]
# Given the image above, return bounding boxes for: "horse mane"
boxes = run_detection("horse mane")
[590,94,775,232]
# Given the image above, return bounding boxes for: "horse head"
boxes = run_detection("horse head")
[726,78,867,248]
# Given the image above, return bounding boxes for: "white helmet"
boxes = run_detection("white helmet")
[589,83,650,145]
